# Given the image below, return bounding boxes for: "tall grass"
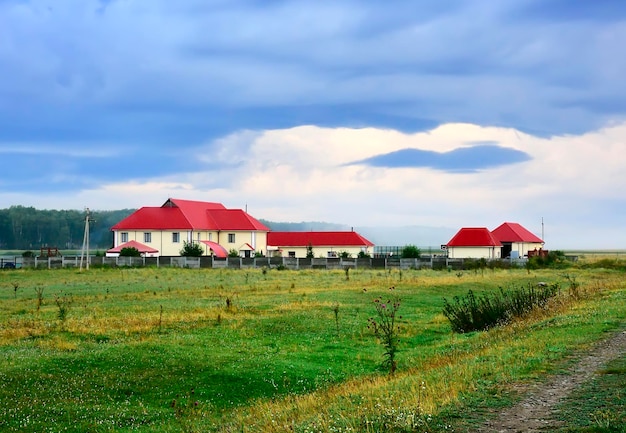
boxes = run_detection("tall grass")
[442,283,561,333]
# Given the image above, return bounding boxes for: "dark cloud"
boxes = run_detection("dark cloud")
[349,144,532,172]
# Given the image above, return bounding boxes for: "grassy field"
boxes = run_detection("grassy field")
[0,265,624,432]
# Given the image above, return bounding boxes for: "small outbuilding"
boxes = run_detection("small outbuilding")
[444,227,502,259]
[266,231,374,258]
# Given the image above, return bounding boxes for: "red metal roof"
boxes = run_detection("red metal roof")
[205,209,270,231]
[446,227,502,247]
[200,240,228,258]
[111,207,192,230]
[491,222,544,243]
[111,199,269,232]
[267,231,374,247]
[107,240,159,254]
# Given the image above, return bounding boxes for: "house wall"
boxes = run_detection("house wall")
[113,229,268,256]
[515,242,544,257]
[447,246,502,259]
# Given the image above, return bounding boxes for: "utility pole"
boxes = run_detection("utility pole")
[80,208,94,271]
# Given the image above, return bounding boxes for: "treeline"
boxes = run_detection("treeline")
[0,206,135,250]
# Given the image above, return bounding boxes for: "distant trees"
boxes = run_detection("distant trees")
[0,206,135,250]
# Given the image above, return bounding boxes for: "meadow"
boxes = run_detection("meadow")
[0,264,624,432]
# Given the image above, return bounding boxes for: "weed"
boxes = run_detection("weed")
[54,293,73,325]
[12,282,19,298]
[332,302,340,334]
[171,388,207,433]
[367,286,401,374]
[34,285,44,311]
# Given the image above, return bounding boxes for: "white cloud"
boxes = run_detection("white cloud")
[7,121,621,248]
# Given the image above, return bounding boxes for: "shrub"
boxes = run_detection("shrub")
[339,251,352,259]
[306,243,314,259]
[119,247,141,257]
[228,249,240,258]
[401,245,421,258]
[180,241,203,257]
[22,250,35,258]
[357,251,371,259]
[442,283,560,333]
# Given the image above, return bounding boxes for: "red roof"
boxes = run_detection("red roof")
[107,240,159,254]
[446,228,502,247]
[267,231,374,247]
[492,222,543,243]
[111,199,269,232]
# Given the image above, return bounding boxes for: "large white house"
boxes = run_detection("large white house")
[109,198,269,257]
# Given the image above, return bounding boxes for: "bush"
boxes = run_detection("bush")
[228,249,240,258]
[22,250,35,258]
[180,241,203,257]
[442,283,560,333]
[119,247,141,257]
[401,245,421,258]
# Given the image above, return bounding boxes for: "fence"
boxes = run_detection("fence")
[2,255,530,270]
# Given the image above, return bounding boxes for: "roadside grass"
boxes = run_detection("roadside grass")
[0,266,624,432]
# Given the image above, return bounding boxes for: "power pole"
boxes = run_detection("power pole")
[80,208,94,271]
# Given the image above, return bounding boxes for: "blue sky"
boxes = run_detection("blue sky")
[1,0,625,248]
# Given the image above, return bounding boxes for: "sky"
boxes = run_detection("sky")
[1,0,625,249]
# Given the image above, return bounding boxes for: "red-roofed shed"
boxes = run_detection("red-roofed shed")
[267,231,374,258]
[491,222,544,258]
[445,227,502,259]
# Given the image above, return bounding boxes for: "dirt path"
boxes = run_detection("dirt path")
[478,328,626,433]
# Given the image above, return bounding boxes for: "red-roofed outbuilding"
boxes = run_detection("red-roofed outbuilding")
[491,222,544,258]
[444,227,502,259]
[267,231,374,258]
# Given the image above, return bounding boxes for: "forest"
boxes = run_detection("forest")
[0,206,135,251]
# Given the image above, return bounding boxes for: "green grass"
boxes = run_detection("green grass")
[0,267,624,432]
[554,357,626,432]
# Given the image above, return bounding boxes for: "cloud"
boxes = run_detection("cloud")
[7,120,622,248]
[348,143,531,172]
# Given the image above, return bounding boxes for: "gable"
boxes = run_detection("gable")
[492,222,543,243]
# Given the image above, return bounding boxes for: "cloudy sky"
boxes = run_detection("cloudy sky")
[1,0,625,249]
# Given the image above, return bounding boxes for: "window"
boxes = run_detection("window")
[288,251,296,258]
[144,232,152,243]
[172,232,180,243]
[327,251,337,258]
[121,232,128,243]
[228,233,235,243]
